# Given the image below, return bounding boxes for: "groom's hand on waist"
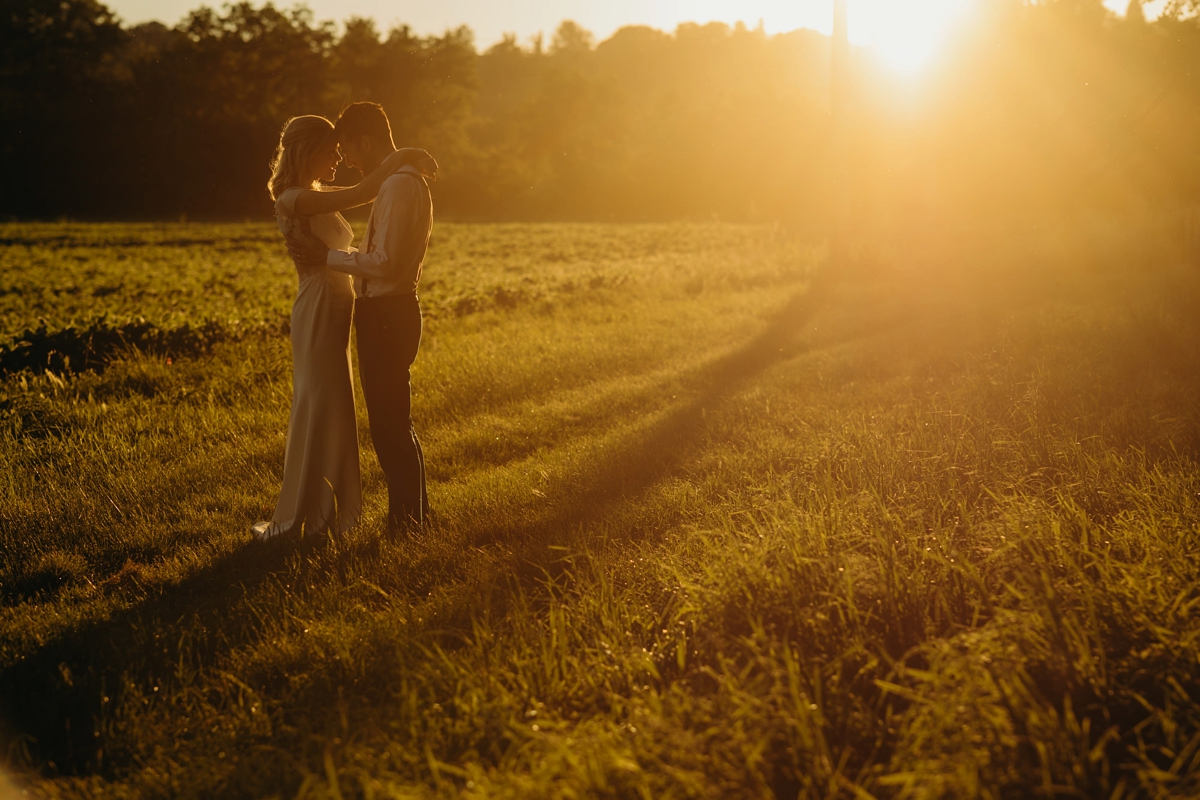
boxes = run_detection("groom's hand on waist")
[288,236,329,269]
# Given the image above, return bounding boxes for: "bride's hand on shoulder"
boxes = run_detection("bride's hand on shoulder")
[385,147,438,182]
[411,150,438,181]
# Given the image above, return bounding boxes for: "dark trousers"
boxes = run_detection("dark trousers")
[354,292,429,528]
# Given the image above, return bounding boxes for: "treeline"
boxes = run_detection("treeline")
[1,0,1199,222]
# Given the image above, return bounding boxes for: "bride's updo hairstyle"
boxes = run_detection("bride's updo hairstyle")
[268,115,335,201]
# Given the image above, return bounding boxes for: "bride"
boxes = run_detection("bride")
[252,114,436,540]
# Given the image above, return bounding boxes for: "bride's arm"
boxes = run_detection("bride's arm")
[292,148,437,217]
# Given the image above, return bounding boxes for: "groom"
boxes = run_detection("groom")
[291,101,434,533]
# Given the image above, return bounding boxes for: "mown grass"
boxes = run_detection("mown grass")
[1,219,1198,798]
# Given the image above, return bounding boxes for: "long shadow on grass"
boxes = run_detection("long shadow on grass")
[469,270,840,551]
[0,528,452,777]
[0,268,848,780]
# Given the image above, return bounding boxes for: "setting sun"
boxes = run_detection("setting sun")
[846,0,974,73]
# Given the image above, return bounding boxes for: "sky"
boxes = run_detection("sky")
[109,0,1170,69]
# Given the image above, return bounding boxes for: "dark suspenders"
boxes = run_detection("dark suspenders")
[360,171,430,298]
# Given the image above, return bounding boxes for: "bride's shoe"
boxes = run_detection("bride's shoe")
[250,521,282,541]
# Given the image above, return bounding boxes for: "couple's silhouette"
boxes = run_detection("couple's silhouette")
[253,102,435,540]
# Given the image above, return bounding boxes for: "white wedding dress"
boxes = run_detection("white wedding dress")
[252,188,362,539]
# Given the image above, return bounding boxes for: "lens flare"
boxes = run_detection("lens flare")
[853,0,973,74]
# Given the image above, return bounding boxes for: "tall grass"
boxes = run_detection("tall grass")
[1,220,1198,797]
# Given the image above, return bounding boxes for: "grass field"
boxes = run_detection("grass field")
[1,219,1199,798]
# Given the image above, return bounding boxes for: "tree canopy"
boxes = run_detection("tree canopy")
[1,1,1198,222]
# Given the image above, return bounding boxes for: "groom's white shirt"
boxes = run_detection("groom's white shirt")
[325,164,432,298]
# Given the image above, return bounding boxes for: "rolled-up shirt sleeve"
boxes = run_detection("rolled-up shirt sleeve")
[325,177,402,279]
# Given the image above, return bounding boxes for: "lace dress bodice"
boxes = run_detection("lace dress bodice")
[276,187,355,278]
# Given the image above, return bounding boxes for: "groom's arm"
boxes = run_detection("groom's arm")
[325,175,419,279]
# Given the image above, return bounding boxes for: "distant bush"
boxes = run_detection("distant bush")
[0,316,288,377]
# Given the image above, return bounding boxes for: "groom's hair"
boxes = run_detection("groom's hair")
[334,102,394,148]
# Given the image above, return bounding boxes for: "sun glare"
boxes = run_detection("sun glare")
[848,0,973,75]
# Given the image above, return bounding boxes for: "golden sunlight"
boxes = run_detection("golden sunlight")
[845,0,974,74]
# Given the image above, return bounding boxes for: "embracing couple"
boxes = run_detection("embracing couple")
[251,102,436,541]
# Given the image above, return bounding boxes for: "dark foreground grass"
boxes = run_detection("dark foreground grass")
[1,221,1199,798]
